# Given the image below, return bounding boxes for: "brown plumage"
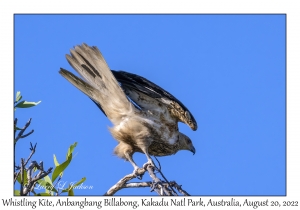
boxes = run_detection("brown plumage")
[59,43,197,171]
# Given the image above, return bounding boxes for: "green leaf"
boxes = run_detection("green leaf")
[15,100,41,108]
[62,184,72,193]
[16,173,21,184]
[23,169,28,185]
[14,190,20,196]
[72,177,86,188]
[61,187,69,193]
[37,179,57,193]
[43,175,53,186]
[67,142,77,159]
[61,177,86,193]
[15,91,22,103]
[52,153,72,182]
[53,154,63,178]
[62,185,69,193]
[53,154,60,167]
[17,169,28,185]
[45,189,53,195]
[16,91,21,99]
[68,187,74,196]
[35,193,52,196]
[14,125,22,130]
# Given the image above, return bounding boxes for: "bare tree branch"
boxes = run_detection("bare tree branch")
[19,130,35,139]
[15,118,34,144]
[22,161,53,195]
[14,118,18,139]
[20,158,25,196]
[104,159,191,196]
[14,114,54,195]
[24,143,37,166]
[16,152,53,196]
[104,168,146,195]
[123,182,152,188]
[14,142,37,184]
[154,156,161,170]
[145,164,171,195]
[170,181,190,196]
[14,171,21,184]
[152,157,178,195]
[14,118,18,170]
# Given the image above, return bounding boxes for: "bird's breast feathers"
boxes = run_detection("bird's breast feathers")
[113,113,179,146]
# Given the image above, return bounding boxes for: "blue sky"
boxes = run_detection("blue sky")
[14,14,286,196]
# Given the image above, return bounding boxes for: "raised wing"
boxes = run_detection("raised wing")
[112,70,197,131]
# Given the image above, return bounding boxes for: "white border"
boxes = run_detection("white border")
[1,1,299,209]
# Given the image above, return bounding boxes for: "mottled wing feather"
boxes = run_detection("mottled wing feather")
[112,70,198,130]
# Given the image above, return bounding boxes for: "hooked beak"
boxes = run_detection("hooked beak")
[190,146,196,155]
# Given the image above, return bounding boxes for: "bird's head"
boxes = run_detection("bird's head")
[178,132,196,155]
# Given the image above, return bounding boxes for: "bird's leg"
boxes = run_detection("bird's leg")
[124,152,143,179]
[140,147,155,170]
[124,152,139,171]
[139,148,164,193]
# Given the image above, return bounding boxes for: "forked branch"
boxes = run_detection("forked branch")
[104,159,190,196]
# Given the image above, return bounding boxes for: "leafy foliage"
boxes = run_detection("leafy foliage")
[34,142,85,196]
[14,91,86,196]
[14,91,41,110]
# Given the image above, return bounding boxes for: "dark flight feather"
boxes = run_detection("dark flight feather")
[112,70,197,131]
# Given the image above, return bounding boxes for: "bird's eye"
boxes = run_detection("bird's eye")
[187,139,191,143]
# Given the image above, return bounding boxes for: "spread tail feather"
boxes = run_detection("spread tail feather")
[59,43,134,124]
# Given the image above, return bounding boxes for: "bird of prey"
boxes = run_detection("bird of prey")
[59,43,197,173]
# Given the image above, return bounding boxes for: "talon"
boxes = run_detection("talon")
[133,167,144,180]
[143,163,150,170]
[143,159,155,170]
[143,162,153,170]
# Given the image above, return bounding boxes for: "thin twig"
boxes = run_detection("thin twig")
[146,164,170,195]
[24,143,37,166]
[22,161,53,195]
[19,130,34,139]
[20,159,25,196]
[14,118,18,140]
[14,171,21,184]
[53,175,62,195]
[14,118,18,169]
[15,118,34,144]
[154,156,161,170]
[170,181,190,196]
[14,143,37,184]
[152,157,178,195]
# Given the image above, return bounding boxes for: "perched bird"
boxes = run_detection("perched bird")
[59,43,197,173]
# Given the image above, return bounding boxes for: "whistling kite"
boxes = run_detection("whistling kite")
[59,43,197,173]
